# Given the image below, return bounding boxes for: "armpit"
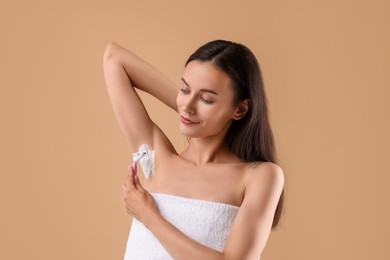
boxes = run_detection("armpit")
[132,144,155,179]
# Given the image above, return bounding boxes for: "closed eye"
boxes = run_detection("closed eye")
[201,97,214,104]
[180,88,190,94]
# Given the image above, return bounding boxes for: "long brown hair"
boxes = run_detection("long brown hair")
[186,40,284,229]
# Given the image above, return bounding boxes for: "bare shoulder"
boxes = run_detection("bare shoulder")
[245,161,284,182]
[243,162,284,200]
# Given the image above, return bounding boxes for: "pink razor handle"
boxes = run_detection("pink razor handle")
[131,161,137,175]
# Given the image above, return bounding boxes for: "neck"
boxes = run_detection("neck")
[182,136,239,165]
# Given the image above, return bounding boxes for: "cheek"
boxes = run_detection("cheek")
[203,105,234,124]
[176,93,183,108]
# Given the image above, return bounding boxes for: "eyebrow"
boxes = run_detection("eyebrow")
[181,78,218,95]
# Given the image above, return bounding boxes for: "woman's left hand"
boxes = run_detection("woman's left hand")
[122,165,158,225]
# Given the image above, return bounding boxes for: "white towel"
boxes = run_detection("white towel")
[124,193,240,259]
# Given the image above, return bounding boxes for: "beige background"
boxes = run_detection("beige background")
[1,0,389,259]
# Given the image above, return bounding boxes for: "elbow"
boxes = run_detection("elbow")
[103,42,119,61]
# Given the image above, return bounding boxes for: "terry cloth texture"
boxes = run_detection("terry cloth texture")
[124,192,240,259]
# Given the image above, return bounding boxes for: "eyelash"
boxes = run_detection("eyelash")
[201,97,214,104]
[180,88,190,94]
[180,88,214,104]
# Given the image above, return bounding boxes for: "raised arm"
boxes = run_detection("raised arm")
[103,42,178,151]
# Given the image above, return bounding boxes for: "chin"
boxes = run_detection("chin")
[180,130,197,138]
[180,127,201,138]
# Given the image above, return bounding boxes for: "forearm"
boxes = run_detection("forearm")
[104,42,178,111]
[145,213,225,260]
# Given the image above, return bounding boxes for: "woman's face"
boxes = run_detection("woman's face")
[177,60,240,139]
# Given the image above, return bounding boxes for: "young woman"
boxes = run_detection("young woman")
[103,40,284,259]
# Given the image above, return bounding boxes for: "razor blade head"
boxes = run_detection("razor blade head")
[132,151,147,161]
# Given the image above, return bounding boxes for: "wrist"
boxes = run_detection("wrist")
[143,208,161,230]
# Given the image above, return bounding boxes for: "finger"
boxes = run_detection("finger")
[134,174,143,191]
[125,171,135,190]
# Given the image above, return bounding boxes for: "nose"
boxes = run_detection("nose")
[183,95,196,115]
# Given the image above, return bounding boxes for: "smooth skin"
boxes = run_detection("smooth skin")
[103,42,284,259]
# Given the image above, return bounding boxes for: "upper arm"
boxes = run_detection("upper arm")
[223,163,285,260]
[103,43,177,152]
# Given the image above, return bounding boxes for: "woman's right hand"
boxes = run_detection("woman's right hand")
[122,164,159,225]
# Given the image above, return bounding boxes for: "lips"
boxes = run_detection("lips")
[180,115,200,125]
